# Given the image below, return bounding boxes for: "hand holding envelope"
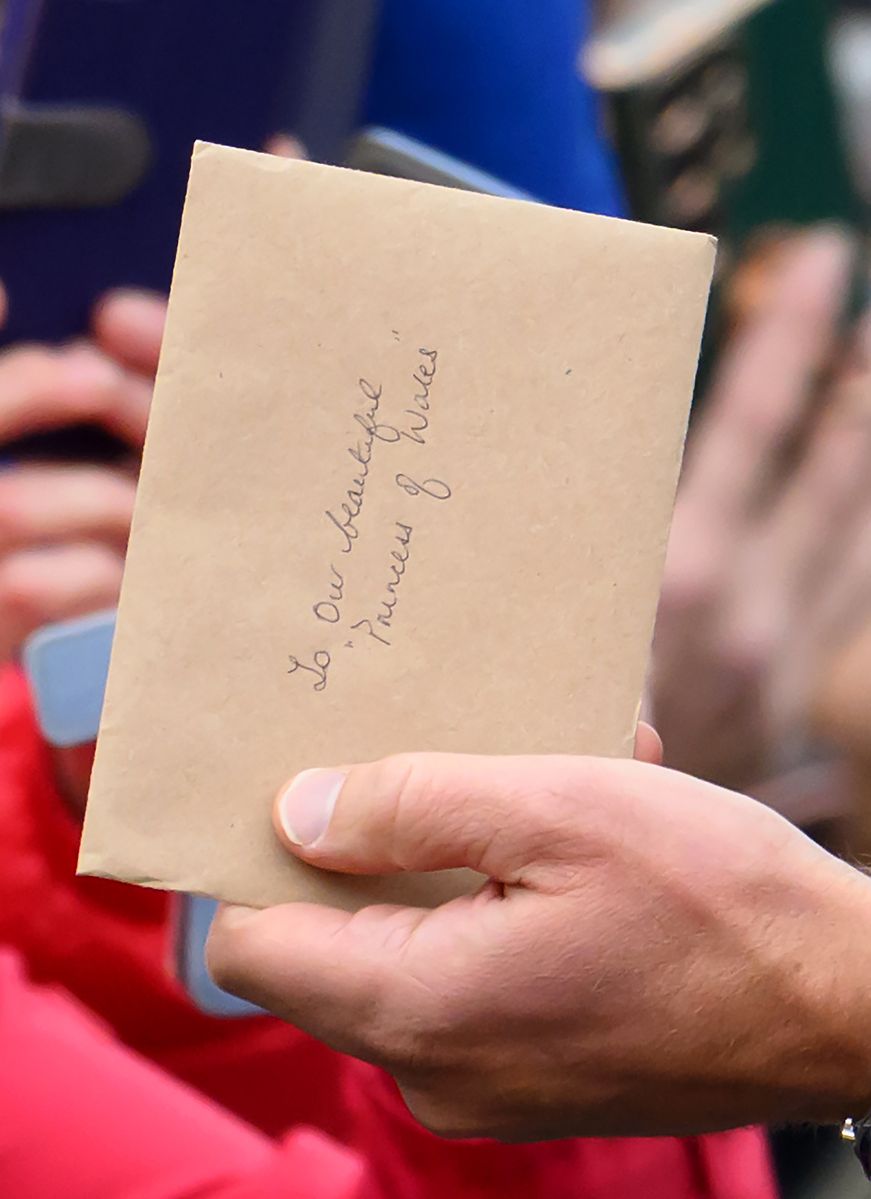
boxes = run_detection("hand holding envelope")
[71,142,871,1148]
[207,742,871,1143]
[80,142,714,911]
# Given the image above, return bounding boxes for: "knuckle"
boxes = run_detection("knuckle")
[529,782,583,847]
[535,764,607,857]
[364,752,425,864]
[369,991,477,1081]
[351,940,441,1067]
[363,1005,426,1070]
[369,752,421,806]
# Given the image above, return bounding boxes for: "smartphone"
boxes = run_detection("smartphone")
[346,126,534,200]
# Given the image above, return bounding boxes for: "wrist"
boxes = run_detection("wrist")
[791,863,871,1123]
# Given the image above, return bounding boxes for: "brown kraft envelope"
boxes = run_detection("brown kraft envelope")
[79,141,716,911]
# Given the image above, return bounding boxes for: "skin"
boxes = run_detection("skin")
[6,221,871,1139]
[654,228,871,798]
[0,287,163,662]
[3,226,865,820]
[0,287,165,812]
[207,747,871,1143]
[205,233,871,1145]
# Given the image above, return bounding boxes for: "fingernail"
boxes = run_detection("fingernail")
[277,769,346,846]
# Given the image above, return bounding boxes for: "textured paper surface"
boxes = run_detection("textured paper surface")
[79,142,715,910]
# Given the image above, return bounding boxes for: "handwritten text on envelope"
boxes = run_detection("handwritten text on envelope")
[79,142,716,910]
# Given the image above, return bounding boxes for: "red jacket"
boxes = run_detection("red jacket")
[1,949,371,1199]
[0,666,777,1199]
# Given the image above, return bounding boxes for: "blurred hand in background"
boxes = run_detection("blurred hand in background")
[0,287,164,662]
[653,228,871,811]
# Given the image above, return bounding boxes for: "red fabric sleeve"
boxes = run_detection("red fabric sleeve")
[0,950,371,1199]
[0,662,778,1199]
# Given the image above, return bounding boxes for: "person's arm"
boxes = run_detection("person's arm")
[654,227,871,811]
[208,749,871,1143]
[0,949,369,1199]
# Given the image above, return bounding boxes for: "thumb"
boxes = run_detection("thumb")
[273,753,566,882]
[213,750,651,1057]
[272,744,652,882]
[212,751,560,1058]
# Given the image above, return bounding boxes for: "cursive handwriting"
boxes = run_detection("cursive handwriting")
[289,344,445,689]
[313,563,345,625]
[325,379,399,554]
[351,522,413,647]
[395,348,439,446]
[288,650,331,692]
[395,473,452,501]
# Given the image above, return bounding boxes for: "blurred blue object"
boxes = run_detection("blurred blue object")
[347,126,537,200]
[0,0,378,347]
[23,608,115,747]
[175,895,263,1018]
[366,0,625,216]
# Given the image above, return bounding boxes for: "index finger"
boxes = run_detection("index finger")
[0,343,151,448]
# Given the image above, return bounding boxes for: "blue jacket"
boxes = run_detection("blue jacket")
[366,0,624,215]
